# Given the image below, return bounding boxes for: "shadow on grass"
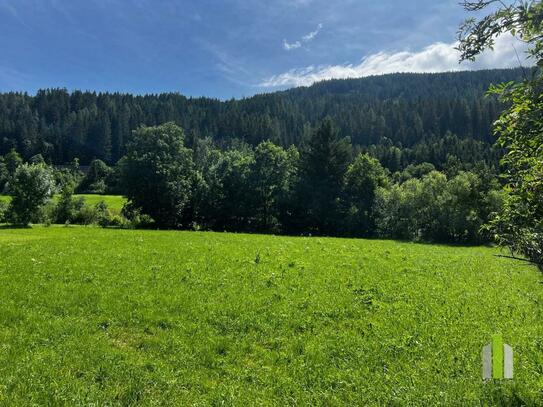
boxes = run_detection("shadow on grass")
[0,224,32,230]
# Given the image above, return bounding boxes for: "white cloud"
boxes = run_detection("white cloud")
[266,34,530,87]
[302,23,323,41]
[283,39,302,50]
[283,23,323,51]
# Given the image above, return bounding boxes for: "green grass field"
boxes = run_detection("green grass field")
[71,194,126,215]
[0,195,126,215]
[0,226,542,405]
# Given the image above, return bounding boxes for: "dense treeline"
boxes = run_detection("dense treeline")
[0,69,523,171]
[0,121,502,244]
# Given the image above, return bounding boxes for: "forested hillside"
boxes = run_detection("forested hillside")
[0,68,523,168]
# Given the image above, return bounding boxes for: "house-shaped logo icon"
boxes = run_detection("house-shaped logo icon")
[482,334,513,380]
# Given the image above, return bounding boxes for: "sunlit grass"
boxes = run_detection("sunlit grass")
[0,226,541,405]
[0,194,126,215]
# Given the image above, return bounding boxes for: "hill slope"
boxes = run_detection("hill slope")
[0,68,524,165]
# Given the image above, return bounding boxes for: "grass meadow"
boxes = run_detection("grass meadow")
[0,226,542,405]
[0,195,126,215]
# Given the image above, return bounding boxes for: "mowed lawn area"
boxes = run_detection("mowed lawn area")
[0,227,542,405]
[0,195,126,215]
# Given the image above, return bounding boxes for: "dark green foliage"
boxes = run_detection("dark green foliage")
[54,182,86,224]
[52,165,83,193]
[296,119,352,235]
[4,149,22,175]
[55,182,75,224]
[203,148,254,231]
[375,171,502,242]
[121,201,155,229]
[394,162,436,183]
[102,119,502,242]
[0,69,524,168]
[343,153,389,236]
[250,141,295,233]
[69,203,99,226]
[121,123,195,228]
[95,201,116,228]
[0,200,7,222]
[7,163,54,226]
[458,1,543,63]
[487,77,543,266]
[0,156,8,193]
[77,159,112,194]
[28,154,45,165]
[0,119,503,243]
[459,1,543,266]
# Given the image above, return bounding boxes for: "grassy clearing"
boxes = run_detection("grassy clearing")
[71,194,126,214]
[0,226,542,405]
[0,195,126,214]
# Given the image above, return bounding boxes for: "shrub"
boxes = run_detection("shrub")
[95,201,112,227]
[107,215,125,228]
[0,201,7,223]
[55,183,78,224]
[121,202,155,229]
[375,170,501,243]
[8,164,55,226]
[77,159,112,194]
[71,204,98,225]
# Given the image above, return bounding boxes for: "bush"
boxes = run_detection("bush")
[0,201,7,223]
[95,201,126,228]
[107,215,125,228]
[77,159,112,194]
[71,204,98,225]
[8,164,55,226]
[375,170,502,243]
[54,183,78,224]
[121,202,154,229]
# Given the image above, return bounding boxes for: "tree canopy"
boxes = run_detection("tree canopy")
[459,0,543,267]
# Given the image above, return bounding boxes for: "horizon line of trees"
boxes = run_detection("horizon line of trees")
[0,120,503,244]
[0,68,523,168]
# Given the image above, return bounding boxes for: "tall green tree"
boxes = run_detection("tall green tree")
[4,149,22,176]
[8,163,54,226]
[205,149,254,231]
[343,153,389,236]
[0,156,8,192]
[250,141,293,233]
[0,69,520,167]
[458,0,543,267]
[375,170,498,243]
[120,122,195,228]
[298,118,352,235]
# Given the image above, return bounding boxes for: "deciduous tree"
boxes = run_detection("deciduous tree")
[121,122,195,228]
[8,164,54,226]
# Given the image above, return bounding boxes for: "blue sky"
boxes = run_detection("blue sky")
[0,0,527,99]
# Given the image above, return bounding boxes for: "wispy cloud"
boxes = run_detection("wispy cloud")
[0,65,32,90]
[198,39,252,87]
[283,39,302,51]
[0,0,30,28]
[265,34,529,87]
[302,23,322,41]
[283,23,323,51]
